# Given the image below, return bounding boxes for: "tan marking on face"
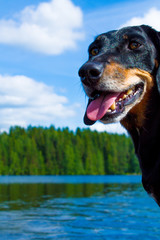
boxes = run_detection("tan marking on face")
[101,62,154,128]
[121,69,154,129]
[101,62,152,91]
[155,59,159,69]
[123,34,128,40]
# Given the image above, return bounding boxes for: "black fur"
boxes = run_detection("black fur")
[79,25,160,206]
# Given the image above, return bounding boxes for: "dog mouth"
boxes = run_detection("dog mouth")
[84,82,145,125]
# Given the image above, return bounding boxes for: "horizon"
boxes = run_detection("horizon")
[0,0,160,134]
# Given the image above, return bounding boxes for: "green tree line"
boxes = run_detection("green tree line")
[0,126,140,175]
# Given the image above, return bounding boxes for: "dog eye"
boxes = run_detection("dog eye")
[129,41,141,50]
[90,47,99,56]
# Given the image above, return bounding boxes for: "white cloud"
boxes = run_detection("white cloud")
[121,7,160,30]
[0,0,84,54]
[90,122,127,135]
[0,75,77,130]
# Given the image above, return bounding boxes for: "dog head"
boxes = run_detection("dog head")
[79,25,160,126]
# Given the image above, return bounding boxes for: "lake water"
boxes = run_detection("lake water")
[0,175,160,240]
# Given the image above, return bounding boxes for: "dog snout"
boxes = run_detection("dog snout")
[78,62,104,86]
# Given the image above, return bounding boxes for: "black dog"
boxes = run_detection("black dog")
[78,25,160,206]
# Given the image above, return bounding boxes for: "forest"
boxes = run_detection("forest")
[0,126,140,175]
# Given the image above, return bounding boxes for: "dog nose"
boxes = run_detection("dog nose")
[78,62,104,85]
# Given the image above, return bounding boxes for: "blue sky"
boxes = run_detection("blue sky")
[0,0,160,133]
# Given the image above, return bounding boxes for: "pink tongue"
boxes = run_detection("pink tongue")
[87,93,119,121]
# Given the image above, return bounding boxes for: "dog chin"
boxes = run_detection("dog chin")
[99,108,129,124]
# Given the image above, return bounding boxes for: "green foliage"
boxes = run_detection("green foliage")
[0,126,140,175]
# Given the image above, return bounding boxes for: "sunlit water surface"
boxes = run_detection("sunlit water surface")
[0,175,159,240]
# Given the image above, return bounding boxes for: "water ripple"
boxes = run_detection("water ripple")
[0,176,159,240]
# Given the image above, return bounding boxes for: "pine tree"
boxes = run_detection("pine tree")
[64,142,75,175]
[0,126,140,176]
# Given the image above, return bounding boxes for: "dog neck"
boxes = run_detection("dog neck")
[121,86,160,164]
[121,87,160,204]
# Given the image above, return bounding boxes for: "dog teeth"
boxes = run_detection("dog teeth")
[106,87,135,114]
[110,102,116,110]
[126,89,133,95]
[122,94,127,100]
